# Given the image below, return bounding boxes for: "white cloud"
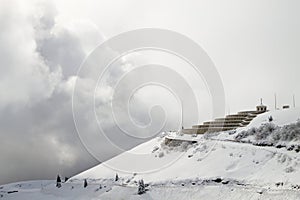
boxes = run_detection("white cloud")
[0,0,104,184]
[0,0,62,108]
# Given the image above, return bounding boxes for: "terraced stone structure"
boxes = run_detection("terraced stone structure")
[182,103,268,135]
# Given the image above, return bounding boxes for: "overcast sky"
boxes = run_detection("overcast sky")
[0,0,300,185]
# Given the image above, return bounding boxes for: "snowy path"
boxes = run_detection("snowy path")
[2,179,300,200]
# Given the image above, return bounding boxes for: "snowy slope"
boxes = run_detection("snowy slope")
[73,108,300,184]
[1,108,300,199]
[2,178,300,200]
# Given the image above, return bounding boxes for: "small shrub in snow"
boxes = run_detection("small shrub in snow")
[228,130,236,135]
[95,185,102,192]
[178,131,184,136]
[158,151,164,158]
[137,179,146,195]
[235,128,255,140]
[287,145,295,151]
[275,182,284,187]
[292,185,300,189]
[278,154,287,163]
[56,175,61,188]
[152,146,159,153]
[295,145,300,153]
[285,166,295,173]
[268,116,273,122]
[180,142,190,151]
[234,121,300,149]
[83,179,88,188]
[255,123,277,140]
[212,177,223,183]
[64,177,69,182]
[159,132,167,138]
[257,189,264,194]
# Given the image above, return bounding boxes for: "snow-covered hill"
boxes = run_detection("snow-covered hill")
[1,108,300,199]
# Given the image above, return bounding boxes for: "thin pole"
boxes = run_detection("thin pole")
[293,94,296,108]
[181,102,183,130]
[274,93,277,110]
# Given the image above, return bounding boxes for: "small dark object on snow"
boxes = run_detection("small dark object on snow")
[56,175,61,188]
[257,190,263,194]
[292,185,300,190]
[7,191,18,194]
[138,179,146,195]
[84,179,88,188]
[275,182,284,187]
[275,144,285,149]
[287,145,295,151]
[212,178,223,183]
[268,116,273,122]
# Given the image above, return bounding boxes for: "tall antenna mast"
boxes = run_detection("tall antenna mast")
[181,101,184,130]
[274,93,277,110]
[293,94,296,108]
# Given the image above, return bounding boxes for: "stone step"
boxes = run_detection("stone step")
[182,127,239,134]
[215,117,247,121]
[192,123,243,129]
[237,111,258,114]
[203,120,244,125]
[226,113,250,118]
[177,108,267,136]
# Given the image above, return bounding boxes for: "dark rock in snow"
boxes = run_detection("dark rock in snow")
[7,191,18,194]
